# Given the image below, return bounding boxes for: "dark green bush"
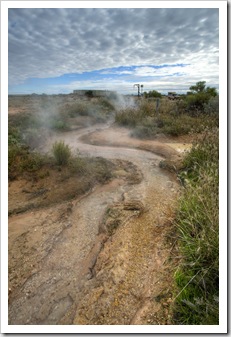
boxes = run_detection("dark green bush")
[52,141,72,165]
[144,90,162,98]
[186,92,210,112]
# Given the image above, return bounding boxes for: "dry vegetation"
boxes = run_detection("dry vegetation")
[8,88,219,325]
[114,93,219,325]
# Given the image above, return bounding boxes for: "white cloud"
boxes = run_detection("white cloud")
[8,7,219,93]
[133,66,187,77]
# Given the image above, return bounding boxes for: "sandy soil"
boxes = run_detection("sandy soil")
[8,110,189,325]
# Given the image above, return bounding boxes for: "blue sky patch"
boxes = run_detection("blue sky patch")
[9,64,190,94]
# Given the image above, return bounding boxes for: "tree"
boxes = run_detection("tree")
[189,81,206,93]
[186,81,218,113]
[205,87,218,97]
[189,81,217,96]
[144,90,162,98]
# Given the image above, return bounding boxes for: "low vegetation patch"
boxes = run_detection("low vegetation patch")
[115,81,218,139]
[8,143,46,180]
[9,139,115,214]
[172,129,219,324]
[52,141,72,165]
[8,106,116,211]
[116,100,218,139]
[60,98,114,122]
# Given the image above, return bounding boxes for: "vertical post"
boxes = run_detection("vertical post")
[137,84,140,97]
[156,98,160,115]
[133,84,143,98]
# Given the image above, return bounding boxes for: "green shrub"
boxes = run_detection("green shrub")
[50,119,69,131]
[8,112,42,130]
[52,141,72,165]
[173,129,219,325]
[8,142,45,180]
[98,97,115,112]
[144,90,162,98]
[181,129,219,181]
[68,155,113,183]
[19,152,45,172]
[88,157,113,183]
[68,156,86,175]
[186,93,210,113]
[8,126,21,146]
[204,96,219,115]
[115,108,141,127]
[65,102,93,117]
[138,100,157,116]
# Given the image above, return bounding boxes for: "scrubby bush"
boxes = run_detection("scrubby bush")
[8,142,45,180]
[8,126,21,146]
[68,155,113,184]
[50,119,69,131]
[98,97,115,112]
[204,96,219,115]
[185,81,218,114]
[144,90,162,98]
[173,129,219,325]
[19,151,46,172]
[63,100,111,123]
[66,102,90,117]
[8,112,42,131]
[52,141,72,165]
[129,112,207,138]
[115,108,142,127]
[116,96,218,139]
[185,92,210,112]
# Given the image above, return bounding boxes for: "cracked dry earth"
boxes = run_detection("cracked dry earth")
[8,124,186,325]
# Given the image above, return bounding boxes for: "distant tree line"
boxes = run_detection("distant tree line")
[143,90,162,98]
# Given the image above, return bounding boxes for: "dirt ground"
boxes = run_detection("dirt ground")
[8,96,192,325]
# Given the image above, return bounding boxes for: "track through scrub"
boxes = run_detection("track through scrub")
[8,124,182,325]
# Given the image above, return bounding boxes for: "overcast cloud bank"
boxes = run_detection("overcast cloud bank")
[8,7,219,94]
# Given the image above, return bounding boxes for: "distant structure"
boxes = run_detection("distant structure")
[73,90,117,97]
[133,84,144,97]
[167,92,180,100]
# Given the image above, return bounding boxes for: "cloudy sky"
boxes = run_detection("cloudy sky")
[8,7,219,95]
